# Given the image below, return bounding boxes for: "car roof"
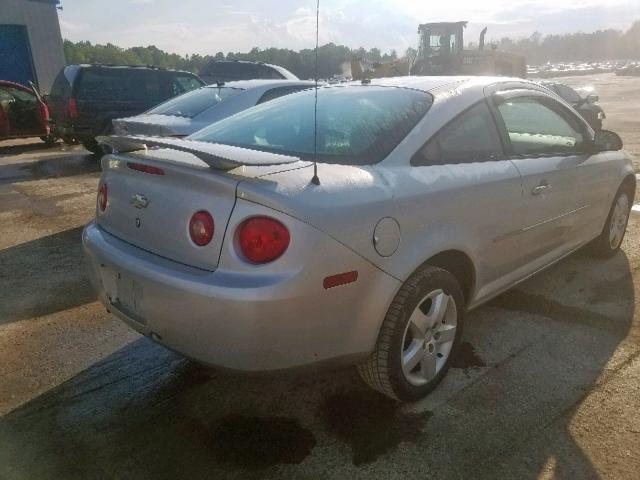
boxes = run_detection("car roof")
[351,76,529,92]
[203,60,299,80]
[204,79,316,90]
[68,64,197,75]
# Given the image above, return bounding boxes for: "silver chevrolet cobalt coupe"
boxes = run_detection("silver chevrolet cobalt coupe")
[84,76,635,401]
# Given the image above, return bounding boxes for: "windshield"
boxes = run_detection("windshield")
[189,86,433,164]
[148,86,243,118]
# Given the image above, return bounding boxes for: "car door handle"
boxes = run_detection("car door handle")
[532,183,550,196]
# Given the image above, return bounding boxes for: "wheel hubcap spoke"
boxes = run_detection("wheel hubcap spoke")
[429,291,449,327]
[401,289,458,386]
[420,352,437,379]
[402,342,425,375]
[435,324,456,344]
[408,308,429,338]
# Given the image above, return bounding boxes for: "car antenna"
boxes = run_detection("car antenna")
[311,0,321,185]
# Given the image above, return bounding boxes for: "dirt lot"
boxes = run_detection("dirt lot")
[1,73,640,479]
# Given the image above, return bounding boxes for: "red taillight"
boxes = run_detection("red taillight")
[39,102,50,134]
[67,98,78,119]
[238,217,290,264]
[98,183,108,212]
[127,162,165,175]
[189,211,214,246]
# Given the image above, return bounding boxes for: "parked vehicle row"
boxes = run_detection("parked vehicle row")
[46,64,205,153]
[85,76,634,402]
[0,60,609,146]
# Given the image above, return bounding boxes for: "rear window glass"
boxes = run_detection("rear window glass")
[189,86,433,165]
[148,86,243,117]
[413,102,503,165]
[76,68,156,102]
[202,62,285,82]
[50,71,70,97]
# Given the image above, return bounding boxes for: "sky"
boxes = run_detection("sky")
[58,0,640,55]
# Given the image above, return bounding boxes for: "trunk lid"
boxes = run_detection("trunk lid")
[97,149,238,271]
[96,141,306,271]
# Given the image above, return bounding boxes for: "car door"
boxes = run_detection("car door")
[4,85,42,136]
[490,89,603,270]
[408,100,525,300]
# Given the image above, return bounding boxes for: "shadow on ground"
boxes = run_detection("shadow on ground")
[0,227,95,324]
[0,140,59,156]
[0,253,635,479]
[0,152,100,185]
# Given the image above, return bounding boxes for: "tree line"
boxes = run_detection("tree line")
[493,21,640,65]
[63,20,640,78]
[62,40,399,79]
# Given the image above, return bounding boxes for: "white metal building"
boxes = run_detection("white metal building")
[0,0,65,92]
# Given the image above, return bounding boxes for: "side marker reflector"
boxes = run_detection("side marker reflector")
[323,271,358,289]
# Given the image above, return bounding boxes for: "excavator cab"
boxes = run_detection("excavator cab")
[413,22,467,75]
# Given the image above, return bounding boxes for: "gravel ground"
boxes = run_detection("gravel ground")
[1,73,639,479]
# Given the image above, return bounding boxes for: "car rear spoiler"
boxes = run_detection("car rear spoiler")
[97,135,301,170]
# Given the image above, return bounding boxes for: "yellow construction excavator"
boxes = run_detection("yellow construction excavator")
[351,21,526,80]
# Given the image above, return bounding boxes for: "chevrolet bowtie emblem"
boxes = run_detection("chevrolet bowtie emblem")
[130,194,149,209]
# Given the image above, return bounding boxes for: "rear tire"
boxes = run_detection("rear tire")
[590,185,633,258]
[40,135,58,146]
[358,266,464,402]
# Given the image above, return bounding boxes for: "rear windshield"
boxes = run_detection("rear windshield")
[76,68,202,104]
[189,86,433,165]
[148,86,243,117]
[202,62,286,82]
[50,70,71,97]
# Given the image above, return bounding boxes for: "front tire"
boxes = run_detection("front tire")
[358,266,464,402]
[590,186,633,258]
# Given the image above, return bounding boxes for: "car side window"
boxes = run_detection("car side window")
[412,101,503,166]
[497,97,585,156]
[256,86,310,104]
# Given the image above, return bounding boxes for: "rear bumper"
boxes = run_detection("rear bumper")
[83,221,400,372]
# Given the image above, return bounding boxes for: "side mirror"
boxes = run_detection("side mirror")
[593,130,623,152]
[586,94,599,104]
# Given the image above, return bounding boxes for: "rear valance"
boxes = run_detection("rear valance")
[97,135,301,170]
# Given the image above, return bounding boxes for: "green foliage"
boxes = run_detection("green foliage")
[495,21,640,64]
[63,21,640,77]
[63,40,366,78]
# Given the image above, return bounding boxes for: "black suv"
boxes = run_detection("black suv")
[48,64,204,153]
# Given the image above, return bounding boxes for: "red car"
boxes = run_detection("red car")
[0,80,56,144]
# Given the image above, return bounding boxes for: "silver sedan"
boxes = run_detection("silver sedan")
[85,76,635,401]
[112,79,316,137]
